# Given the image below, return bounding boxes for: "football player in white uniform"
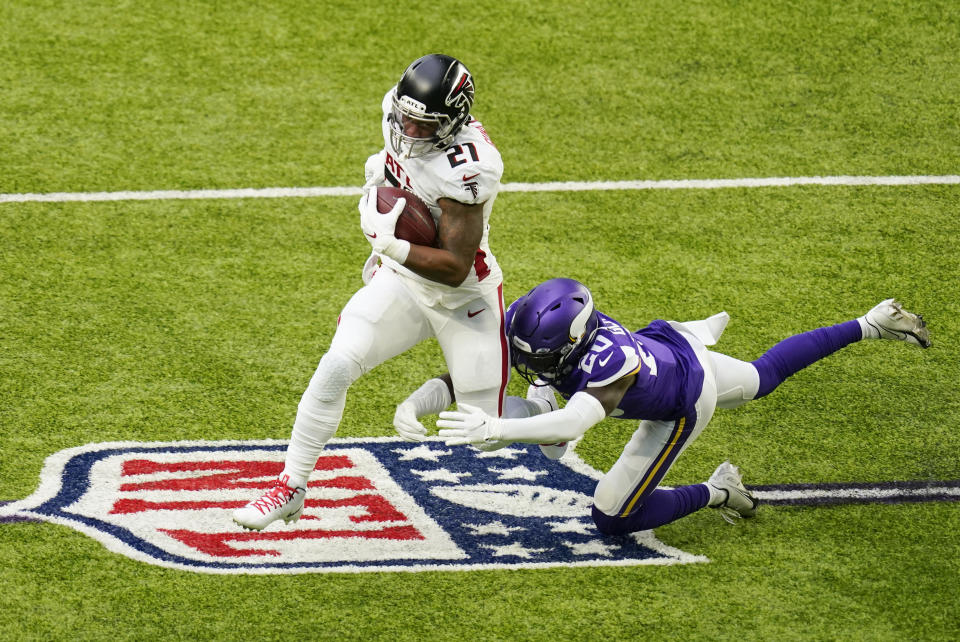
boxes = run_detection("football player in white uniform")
[234,54,507,531]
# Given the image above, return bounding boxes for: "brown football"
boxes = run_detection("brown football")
[376,186,438,247]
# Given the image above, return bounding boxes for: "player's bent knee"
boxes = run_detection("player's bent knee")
[305,351,362,403]
[591,505,631,536]
[592,474,628,517]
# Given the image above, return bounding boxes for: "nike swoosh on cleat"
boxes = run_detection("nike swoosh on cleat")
[880,325,906,339]
[874,320,924,344]
[467,308,485,318]
[365,232,377,238]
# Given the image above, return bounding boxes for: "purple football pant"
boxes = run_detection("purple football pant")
[592,484,710,535]
[752,319,862,398]
[590,319,863,535]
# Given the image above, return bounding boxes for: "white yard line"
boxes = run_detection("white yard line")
[753,485,960,502]
[1,174,958,204]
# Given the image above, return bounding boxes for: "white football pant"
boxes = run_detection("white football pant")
[283,268,507,486]
[593,327,760,517]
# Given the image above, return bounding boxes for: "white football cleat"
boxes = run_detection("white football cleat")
[708,461,758,524]
[232,474,306,531]
[861,298,931,348]
[527,383,567,460]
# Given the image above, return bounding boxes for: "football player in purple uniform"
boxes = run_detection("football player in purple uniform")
[416,278,930,534]
[234,54,508,531]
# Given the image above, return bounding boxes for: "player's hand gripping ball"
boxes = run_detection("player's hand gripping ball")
[376,186,438,247]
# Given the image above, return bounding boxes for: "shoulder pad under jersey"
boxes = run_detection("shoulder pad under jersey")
[580,327,641,388]
[434,127,503,205]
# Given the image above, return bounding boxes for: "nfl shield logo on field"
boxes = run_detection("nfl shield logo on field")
[0,438,705,574]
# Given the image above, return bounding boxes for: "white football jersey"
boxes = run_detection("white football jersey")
[370,88,504,308]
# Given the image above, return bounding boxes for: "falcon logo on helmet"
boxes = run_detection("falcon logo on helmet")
[389,54,476,159]
[446,72,475,111]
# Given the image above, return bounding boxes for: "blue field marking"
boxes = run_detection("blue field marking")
[1,440,956,575]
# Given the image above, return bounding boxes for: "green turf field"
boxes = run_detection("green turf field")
[2,1,958,640]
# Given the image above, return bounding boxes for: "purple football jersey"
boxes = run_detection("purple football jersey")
[550,313,705,420]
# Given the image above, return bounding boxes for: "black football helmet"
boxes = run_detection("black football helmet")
[388,54,475,159]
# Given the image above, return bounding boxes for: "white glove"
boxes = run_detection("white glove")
[475,439,514,452]
[393,401,427,442]
[362,151,387,196]
[437,403,504,446]
[359,187,410,263]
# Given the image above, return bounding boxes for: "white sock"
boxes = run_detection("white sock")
[705,482,727,507]
[857,316,880,339]
[283,403,341,489]
[282,352,359,488]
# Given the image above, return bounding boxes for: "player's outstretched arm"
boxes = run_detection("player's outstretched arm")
[437,374,635,447]
[584,375,636,415]
[437,392,606,446]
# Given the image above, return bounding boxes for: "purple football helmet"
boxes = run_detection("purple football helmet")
[506,278,601,385]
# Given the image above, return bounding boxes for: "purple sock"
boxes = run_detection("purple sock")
[752,319,862,398]
[591,484,711,535]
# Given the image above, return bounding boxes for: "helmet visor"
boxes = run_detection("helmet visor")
[388,95,448,159]
[511,344,575,385]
